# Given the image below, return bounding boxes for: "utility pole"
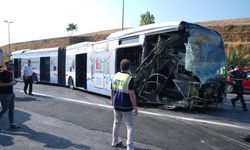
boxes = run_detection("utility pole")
[122,0,124,30]
[4,20,13,56]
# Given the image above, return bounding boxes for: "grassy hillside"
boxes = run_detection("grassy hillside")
[197,17,250,26]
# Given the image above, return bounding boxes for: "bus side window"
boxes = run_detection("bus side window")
[70,67,72,72]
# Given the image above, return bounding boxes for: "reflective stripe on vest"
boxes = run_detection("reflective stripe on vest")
[112,72,131,94]
[220,67,227,77]
[232,78,245,81]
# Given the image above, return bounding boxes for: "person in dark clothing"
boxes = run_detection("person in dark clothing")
[0,60,20,130]
[229,65,248,111]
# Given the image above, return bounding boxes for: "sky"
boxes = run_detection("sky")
[0,0,250,47]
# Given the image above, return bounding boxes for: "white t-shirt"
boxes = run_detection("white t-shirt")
[23,65,33,76]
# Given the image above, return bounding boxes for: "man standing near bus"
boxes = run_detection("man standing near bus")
[111,59,138,150]
[0,60,20,130]
[23,59,33,95]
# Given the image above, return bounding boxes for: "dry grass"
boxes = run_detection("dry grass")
[197,17,250,26]
[225,41,250,49]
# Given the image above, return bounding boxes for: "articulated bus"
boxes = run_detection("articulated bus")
[12,47,66,85]
[12,21,227,109]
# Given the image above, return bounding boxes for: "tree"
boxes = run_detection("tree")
[66,23,78,36]
[139,11,155,26]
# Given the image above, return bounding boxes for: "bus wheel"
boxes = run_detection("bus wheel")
[68,78,74,89]
[226,84,233,93]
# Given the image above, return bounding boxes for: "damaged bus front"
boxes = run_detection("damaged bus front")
[134,21,227,110]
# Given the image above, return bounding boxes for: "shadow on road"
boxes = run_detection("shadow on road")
[0,110,90,149]
[0,134,14,146]
[15,96,38,102]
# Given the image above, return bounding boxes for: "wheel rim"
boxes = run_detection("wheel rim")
[227,84,233,93]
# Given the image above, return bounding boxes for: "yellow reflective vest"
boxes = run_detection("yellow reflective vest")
[112,72,133,111]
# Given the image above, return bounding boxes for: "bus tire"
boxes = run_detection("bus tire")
[68,77,74,89]
[226,83,233,93]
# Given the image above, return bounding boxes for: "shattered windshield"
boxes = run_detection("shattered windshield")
[134,22,227,108]
[184,25,226,84]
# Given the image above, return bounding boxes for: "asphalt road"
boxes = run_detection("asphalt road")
[0,82,250,150]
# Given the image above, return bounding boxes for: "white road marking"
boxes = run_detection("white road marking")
[16,89,250,131]
[224,101,250,105]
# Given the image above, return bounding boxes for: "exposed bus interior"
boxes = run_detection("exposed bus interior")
[75,53,87,89]
[133,24,226,110]
[115,46,142,74]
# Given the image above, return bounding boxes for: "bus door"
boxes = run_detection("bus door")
[14,58,21,78]
[76,53,87,89]
[40,57,50,82]
[58,48,66,86]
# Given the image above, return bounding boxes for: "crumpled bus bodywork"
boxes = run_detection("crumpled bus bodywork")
[134,21,227,109]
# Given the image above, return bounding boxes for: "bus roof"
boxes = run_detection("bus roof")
[66,42,93,50]
[107,21,181,39]
[11,49,31,55]
[12,47,59,55]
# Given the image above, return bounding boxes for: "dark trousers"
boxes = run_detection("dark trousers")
[0,93,15,124]
[232,85,247,108]
[24,76,33,94]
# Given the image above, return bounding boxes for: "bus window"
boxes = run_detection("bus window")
[116,46,142,74]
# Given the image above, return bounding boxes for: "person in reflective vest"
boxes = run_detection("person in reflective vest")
[111,59,138,150]
[220,66,227,78]
[229,65,248,111]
